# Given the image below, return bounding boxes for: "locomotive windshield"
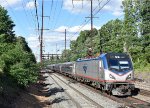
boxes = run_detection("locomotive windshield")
[106,53,133,72]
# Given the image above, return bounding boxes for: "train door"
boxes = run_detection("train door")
[99,59,104,79]
[72,63,76,75]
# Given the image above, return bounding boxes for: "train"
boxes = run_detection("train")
[47,53,135,96]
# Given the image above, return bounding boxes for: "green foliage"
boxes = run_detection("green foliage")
[0,6,38,88]
[0,6,15,42]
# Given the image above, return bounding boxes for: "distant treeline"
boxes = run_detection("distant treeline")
[49,0,150,72]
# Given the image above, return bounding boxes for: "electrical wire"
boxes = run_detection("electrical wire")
[68,0,111,41]
[21,0,35,29]
[52,0,63,30]
[34,0,40,41]
[66,0,103,37]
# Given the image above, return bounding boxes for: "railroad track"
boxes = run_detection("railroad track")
[139,89,150,97]
[55,73,150,108]
[50,73,103,108]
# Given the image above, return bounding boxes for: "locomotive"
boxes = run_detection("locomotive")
[47,53,135,96]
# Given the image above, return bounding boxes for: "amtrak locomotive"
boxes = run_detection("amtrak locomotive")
[47,53,135,96]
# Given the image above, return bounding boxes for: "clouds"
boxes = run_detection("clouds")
[26,1,38,10]
[54,24,100,33]
[104,0,124,16]
[0,0,21,7]
[0,0,38,10]
[63,0,124,16]
[27,23,100,53]
[27,35,39,48]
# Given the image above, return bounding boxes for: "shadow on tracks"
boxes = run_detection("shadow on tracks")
[39,71,69,105]
[45,96,69,105]
[45,87,65,97]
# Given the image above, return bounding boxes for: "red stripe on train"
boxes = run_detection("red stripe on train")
[75,73,134,83]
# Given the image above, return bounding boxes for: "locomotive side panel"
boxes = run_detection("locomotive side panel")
[75,59,102,80]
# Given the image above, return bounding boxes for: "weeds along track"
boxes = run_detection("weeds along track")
[54,73,150,108]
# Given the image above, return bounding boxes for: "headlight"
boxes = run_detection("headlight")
[109,74,116,80]
[126,74,131,80]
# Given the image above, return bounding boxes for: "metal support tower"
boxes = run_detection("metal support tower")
[65,29,66,57]
[90,0,93,30]
[40,0,44,62]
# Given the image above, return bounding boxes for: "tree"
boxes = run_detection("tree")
[0,6,15,43]
[140,0,150,63]
[122,0,139,54]
[96,19,123,53]
[0,6,38,87]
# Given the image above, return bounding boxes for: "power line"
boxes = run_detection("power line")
[67,0,103,34]
[40,0,44,62]
[66,1,89,32]
[52,0,58,21]
[51,1,75,31]
[25,0,39,38]
[34,0,40,38]
[68,0,111,41]
[50,0,54,18]
[52,0,63,30]
[21,1,35,29]
[65,29,67,57]
[49,0,58,30]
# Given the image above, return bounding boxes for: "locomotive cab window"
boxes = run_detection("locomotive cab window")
[107,54,133,72]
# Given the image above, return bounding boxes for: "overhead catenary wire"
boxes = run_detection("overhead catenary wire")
[25,0,39,37]
[21,0,35,28]
[33,0,110,60]
[34,0,40,36]
[50,1,75,31]
[50,0,54,17]
[66,0,90,32]
[52,0,64,30]
[68,0,111,41]
[67,0,103,32]
[50,0,106,50]
[69,0,104,35]
[49,0,58,30]
[52,0,58,21]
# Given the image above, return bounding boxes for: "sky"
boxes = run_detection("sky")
[0,0,124,61]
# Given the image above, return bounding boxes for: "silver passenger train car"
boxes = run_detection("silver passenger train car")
[47,53,135,96]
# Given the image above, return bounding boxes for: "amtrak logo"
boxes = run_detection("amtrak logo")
[83,64,88,73]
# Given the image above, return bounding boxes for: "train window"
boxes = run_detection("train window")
[108,59,132,71]
[106,53,133,71]
[109,54,128,59]
[119,61,130,69]
[109,59,119,70]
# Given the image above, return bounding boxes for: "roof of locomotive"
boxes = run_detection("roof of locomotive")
[76,53,129,62]
[76,53,106,62]
[60,62,75,65]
